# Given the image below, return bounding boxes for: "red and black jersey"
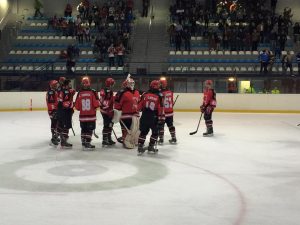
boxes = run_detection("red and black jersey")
[46,89,58,114]
[58,87,76,109]
[203,88,217,108]
[161,88,174,117]
[114,88,140,119]
[75,88,100,122]
[99,87,114,117]
[138,90,164,118]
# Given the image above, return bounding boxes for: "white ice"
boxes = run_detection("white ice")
[0,111,299,225]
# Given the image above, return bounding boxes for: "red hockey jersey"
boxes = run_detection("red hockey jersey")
[75,89,100,122]
[114,89,140,119]
[58,88,76,109]
[138,91,164,118]
[202,88,217,107]
[99,88,114,117]
[46,89,58,115]
[161,89,174,117]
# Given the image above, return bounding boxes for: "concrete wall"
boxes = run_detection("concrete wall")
[0,92,300,113]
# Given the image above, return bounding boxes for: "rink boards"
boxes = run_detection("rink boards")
[0,92,300,113]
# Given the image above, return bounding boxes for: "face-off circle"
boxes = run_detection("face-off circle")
[0,154,168,192]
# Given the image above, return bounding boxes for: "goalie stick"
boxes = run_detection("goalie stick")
[189,112,203,135]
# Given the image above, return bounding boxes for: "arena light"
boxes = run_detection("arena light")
[160,76,166,81]
[0,0,8,9]
[228,77,235,82]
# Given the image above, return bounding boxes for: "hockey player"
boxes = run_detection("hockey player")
[158,78,177,144]
[113,74,140,149]
[137,80,164,155]
[46,80,59,145]
[200,80,217,137]
[58,76,66,91]
[75,77,100,150]
[99,77,115,146]
[57,79,75,148]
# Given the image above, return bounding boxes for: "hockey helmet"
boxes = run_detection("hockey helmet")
[81,77,90,87]
[160,77,167,89]
[150,80,160,90]
[205,80,213,86]
[105,77,115,88]
[49,80,58,89]
[59,76,66,85]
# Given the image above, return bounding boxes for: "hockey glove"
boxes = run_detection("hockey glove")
[200,105,206,113]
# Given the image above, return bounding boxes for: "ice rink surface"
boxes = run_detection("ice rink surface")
[0,111,299,225]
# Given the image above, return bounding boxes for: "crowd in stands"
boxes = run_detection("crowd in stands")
[169,0,297,52]
[43,0,134,67]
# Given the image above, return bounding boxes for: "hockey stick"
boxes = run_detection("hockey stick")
[297,124,300,126]
[189,112,203,135]
[93,130,99,138]
[173,95,179,107]
[112,128,123,143]
[71,127,76,136]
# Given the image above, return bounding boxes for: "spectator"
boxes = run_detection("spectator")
[34,0,43,18]
[84,27,91,42]
[142,0,150,17]
[182,28,191,51]
[77,26,84,44]
[278,32,287,51]
[116,43,125,67]
[107,44,116,67]
[251,29,259,51]
[271,0,278,14]
[293,22,300,43]
[281,52,293,74]
[175,32,182,51]
[65,4,73,17]
[259,50,269,73]
[296,52,300,74]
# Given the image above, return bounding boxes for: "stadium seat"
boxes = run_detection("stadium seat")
[190,51,196,55]
[175,67,181,72]
[169,51,175,55]
[219,67,225,72]
[183,51,189,55]
[176,51,182,55]
[189,67,196,72]
[117,67,123,71]
[196,67,202,72]
[196,51,202,55]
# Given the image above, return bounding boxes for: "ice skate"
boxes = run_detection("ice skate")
[169,137,177,144]
[203,127,213,137]
[158,138,164,145]
[83,143,95,151]
[60,138,72,149]
[137,144,146,156]
[147,145,158,154]
[102,139,112,147]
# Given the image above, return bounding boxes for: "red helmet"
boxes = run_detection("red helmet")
[150,80,160,90]
[205,80,213,86]
[81,77,90,87]
[59,76,66,84]
[160,78,167,89]
[49,80,58,89]
[105,77,115,88]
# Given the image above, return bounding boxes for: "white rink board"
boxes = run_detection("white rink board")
[0,92,300,112]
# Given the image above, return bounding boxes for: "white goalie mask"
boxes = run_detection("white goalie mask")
[125,74,135,90]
